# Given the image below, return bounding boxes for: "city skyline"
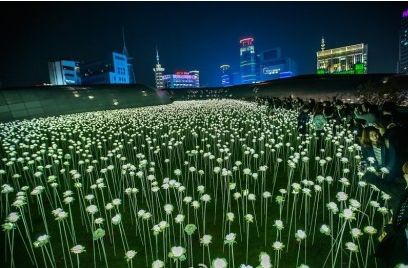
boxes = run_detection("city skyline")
[0,1,406,88]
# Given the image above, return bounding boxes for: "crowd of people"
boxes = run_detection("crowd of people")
[251,95,408,267]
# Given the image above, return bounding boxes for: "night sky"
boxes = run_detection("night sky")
[0,1,407,88]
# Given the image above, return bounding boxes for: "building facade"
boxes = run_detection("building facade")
[48,60,81,85]
[81,52,130,84]
[232,72,241,85]
[162,71,200,88]
[258,48,297,81]
[240,38,257,84]
[398,8,408,74]
[316,39,368,74]
[220,65,232,86]
[153,49,165,89]
[189,70,200,88]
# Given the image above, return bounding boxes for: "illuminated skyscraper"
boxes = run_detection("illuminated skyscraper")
[398,8,408,74]
[316,38,368,74]
[220,65,231,86]
[240,38,256,84]
[153,48,165,89]
[189,70,200,88]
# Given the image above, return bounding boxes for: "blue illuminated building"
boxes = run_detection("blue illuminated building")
[220,65,232,86]
[232,71,241,85]
[240,38,257,84]
[48,59,81,85]
[258,48,297,81]
[189,70,200,88]
[81,52,130,84]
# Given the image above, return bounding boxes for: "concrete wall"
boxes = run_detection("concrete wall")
[0,84,171,122]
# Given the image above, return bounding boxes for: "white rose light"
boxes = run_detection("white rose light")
[175,214,185,224]
[86,205,98,214]
[320,224,330,235]
[168,246,186,262]
[7,212,20,223]
[164,204,174,214]
[152,260,165,268]
[363,226,377,235]
[272,241,285,250]
[326,202,339,214]
[295,229,307,241]
[124,250,137,261]
[211,257,228,268]
[258,252,272,268]
[336,191,348,202]
[71,244,85,254]
[200,194,211,202]
[112,214,121,225]
[200,234,212,246]
[224,233,236,244]
[350,228,363,239]
[274,219,284,230]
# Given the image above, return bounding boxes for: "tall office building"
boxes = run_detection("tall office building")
[398,8,408,74]
[258,48,297,81]
[189,70,200,88]
[81,52,130,84]
[220,65,232,86]
[316,38,368,74]
[240,37,256,84]
[153,48,165,89]
[48,59,81,85]
[162,71,200,88]
[232,71,241,85]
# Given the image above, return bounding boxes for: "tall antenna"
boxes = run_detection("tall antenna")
[321,36,326,51]
[122,26,136,83]
[156,46,160,64]
[122,26,129,57]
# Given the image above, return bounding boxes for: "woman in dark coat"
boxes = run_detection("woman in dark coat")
[360,126,396,181]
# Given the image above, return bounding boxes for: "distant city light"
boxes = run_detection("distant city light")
[240,38,254,45]
[403,8,408,17]
[263,67,281,75]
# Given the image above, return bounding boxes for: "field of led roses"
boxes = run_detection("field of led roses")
[0,99,391,268]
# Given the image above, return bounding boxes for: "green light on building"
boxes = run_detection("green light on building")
[317,69,326,74]
[337,70,355,75]
[354,63,364,74]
